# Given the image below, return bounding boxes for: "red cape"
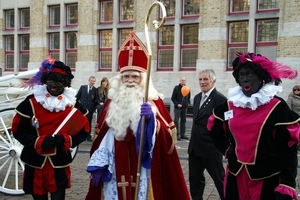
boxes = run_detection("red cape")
[85,98,190,200]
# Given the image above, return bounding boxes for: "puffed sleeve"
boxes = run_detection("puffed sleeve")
[273,102,300,199]
[207,101,231,155]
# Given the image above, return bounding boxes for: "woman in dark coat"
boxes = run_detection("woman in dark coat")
[96,77,110,120]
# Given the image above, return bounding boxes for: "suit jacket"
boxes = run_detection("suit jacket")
[76,85,98,112]
[188,88,227,158]
[171,84,191,109]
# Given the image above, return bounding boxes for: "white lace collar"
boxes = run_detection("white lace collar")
[227,84,282,110]
[33,85,77,112]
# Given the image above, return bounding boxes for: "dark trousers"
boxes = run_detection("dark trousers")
[189,152,225,200]
[174,107,187,136]
[87,110,94,135]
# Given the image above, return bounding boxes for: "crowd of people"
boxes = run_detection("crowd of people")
[10,32,300,200]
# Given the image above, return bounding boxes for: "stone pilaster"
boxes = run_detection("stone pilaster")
[29,0,48,63]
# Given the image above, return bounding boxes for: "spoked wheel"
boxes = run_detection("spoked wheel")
[0,108,24,195]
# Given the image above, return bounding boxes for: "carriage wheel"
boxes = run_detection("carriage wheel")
[0,108,24,195]
[0,108,78,195]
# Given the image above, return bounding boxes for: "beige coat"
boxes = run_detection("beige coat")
[286,92,300,115]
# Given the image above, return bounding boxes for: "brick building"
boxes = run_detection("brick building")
[0,0,299,104]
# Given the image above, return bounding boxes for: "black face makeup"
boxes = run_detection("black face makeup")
[46,80,65,96]
[238,67,262,97]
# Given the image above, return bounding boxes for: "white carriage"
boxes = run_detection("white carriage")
[0,70,78,195]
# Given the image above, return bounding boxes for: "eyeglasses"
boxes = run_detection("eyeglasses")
[293,89,300,92]
[47,81,63,87]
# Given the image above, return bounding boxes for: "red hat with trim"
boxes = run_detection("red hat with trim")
[118,32,148,73]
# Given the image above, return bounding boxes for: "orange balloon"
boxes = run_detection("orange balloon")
[181,86,190,97]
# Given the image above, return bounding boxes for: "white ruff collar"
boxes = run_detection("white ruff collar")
[228,84,282,110]
[33,85,77,112]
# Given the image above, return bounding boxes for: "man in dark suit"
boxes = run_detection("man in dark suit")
[76,76,99,141]
[188,69,227,200]
[171,76,191,140]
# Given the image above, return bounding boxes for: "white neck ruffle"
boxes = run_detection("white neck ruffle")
[228,84,282,110]
[33,85,76,112]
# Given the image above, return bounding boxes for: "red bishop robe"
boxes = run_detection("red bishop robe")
[85,98,190,200]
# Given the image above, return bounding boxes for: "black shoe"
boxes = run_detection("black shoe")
[181,135,188,140]
[86,136,92,141]
[177,135,181,140]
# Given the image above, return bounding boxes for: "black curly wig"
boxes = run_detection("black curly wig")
[232,53,273,84]
[40,61,74,87]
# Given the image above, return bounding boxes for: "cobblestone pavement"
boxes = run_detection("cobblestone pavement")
[1,119,300,199]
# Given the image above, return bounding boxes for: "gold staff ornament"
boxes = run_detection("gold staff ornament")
[134,2,166,200]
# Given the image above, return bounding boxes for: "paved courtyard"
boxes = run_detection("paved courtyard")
[1,119,300,199]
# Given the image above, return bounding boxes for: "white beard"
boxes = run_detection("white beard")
[106,77,144,140]
[106,73,164,141]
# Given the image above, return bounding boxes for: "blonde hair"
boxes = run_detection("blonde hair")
[99,77,110,99]
[293,85,300,92]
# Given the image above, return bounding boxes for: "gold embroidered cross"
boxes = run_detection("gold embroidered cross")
[117,175,129,200]
[121,33,143,66]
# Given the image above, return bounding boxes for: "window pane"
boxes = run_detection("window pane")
[119,29,133,46]
[66,52,77,69]
[163,0,175,17]
[258,0,279,10]
[183,0,200,16]
[229,22,249,43]
[257,20,278,42]
[20,54,29,69]
[231,0,250,12]
[50,6,60,26]
[6,54,14,69]
[6,36,14,51]
[21,9,30,28]
[67,33,77,49]
[100,52,112,69]
[50,33,60,49]
[160,26,174,45]
[120,0,134,21]
[228,47,248,68]
[67,4,78,25]
[182,25,198,44]
[21,35,30,50]
[100,1,113,22]
[158,50,174,68]
[256,46,277,60]
[50,53,59,61]
[6,10,14,29]
[100,30,113,48]
[182,49,197,68]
